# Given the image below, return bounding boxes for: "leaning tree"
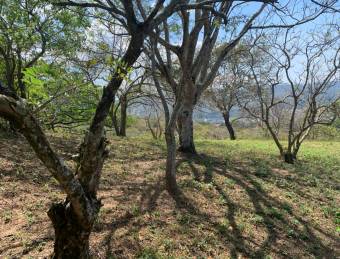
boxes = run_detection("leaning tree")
[0,0,198,257]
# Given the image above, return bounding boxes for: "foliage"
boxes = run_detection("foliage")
[22,63,49,104]
[23,61,101,128]
[0,0,89,94]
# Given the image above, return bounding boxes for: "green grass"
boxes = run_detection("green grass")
[196,138,340,160]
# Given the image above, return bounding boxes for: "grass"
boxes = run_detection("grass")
[197,138,340,160]
[0,131,339,258]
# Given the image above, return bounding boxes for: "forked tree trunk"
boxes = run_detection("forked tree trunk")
[165,128,178,194]
[48,202,94,259]
[222,112,236,140]
[177,101,196,154]
[0,26,146,259]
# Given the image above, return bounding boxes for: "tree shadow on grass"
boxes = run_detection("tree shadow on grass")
[95,178,165,258]
[169,188,254,258]
[175,153,339,258]
[4,133,337,258]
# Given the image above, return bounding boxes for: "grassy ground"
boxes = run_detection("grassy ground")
[0,132,339,258]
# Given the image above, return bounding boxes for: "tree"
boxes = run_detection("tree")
[146,0,335,192]
[241,27,340,163]
[150,0,336,154]
[204,45,250,140]
[147,40,182,193]
[110,67,148,137]
[0,0,192,257]
[150,2,269,153]
[23,62,101,130]
[0,0,87,98]
[145,110,163,140]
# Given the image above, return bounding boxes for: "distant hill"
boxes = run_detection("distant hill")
[129,82,339,124]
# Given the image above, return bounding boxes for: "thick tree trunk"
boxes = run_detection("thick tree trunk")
[223,112,236,140]
[165,128,178,194]
[0,79,18,134]
[177,101,196,154]
[48,202,94,259]
[119,96,127,137]
[283,152,296,164]
[0,27,145,259]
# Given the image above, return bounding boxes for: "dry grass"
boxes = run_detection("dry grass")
[0,132,339,258]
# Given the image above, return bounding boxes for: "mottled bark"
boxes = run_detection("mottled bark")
[177,100,196,154]
[0,95,101,235]
[165,127,178,194]
[48,202,92,259]
[223,112,236,140]
[76,30,144,198]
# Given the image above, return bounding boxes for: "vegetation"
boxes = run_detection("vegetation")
[0,0,339,258]
[0,128,339,258]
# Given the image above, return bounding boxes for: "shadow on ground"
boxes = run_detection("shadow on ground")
[0,135,339,258]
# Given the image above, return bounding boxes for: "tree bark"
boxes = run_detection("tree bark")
[17,57,27,99]
[222,112,236,140]
[177,100,196,154]
[48,202,92,259]
[111,109,120,136]
[283,152,296,164]
[119,95,127,137]
[165,128,178,194]
[0,94,101,258]
[109,97,120,136]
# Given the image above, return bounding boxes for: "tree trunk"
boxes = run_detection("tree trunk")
[119,96,127,137]
[109,96,119,136]
[223,112,236,140]
[18,72,26,99]
[48,202,94,259]
[283,152,296,164]
[177,101,196,154]
[111,111,120,136]
[165,128,178,194]
[0,28,145,259]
